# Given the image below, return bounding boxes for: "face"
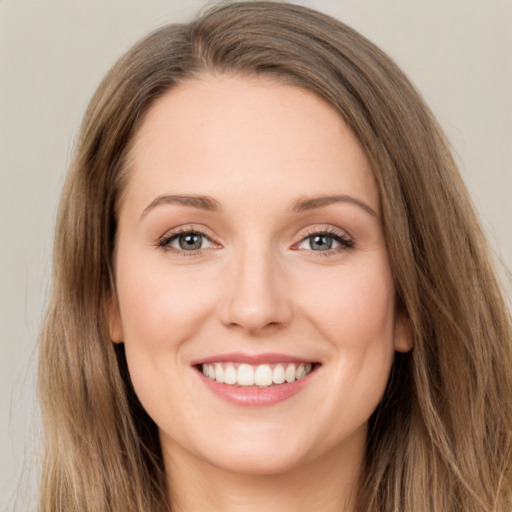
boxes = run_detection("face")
[110,75,411,476]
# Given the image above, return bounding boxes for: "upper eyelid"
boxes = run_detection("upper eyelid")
[298,225,353,242]
[159,224,218,242]
[301,226,347,236]
[295,229,354,249]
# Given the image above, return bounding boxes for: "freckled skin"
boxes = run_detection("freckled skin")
[109,75,411,510]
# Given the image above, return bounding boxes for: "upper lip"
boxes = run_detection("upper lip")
[191,352,318,366]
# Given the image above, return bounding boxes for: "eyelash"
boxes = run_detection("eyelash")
[157,226,354,256]
[295,227,355,255]
[157,227,218,256]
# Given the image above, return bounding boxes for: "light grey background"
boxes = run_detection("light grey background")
[1,0,511,509]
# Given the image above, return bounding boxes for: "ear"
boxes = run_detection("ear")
[393,305,413,353]
[107,292,124,344]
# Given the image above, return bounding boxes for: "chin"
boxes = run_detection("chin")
[189,425,312,476]
[208,445,306,477]
[186,418,369,479]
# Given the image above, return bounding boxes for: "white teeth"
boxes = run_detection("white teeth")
[201,362,314,387]
[254,364,273,386]
[224,365,237,385]
[285,364,296,383]
[214,363,224,383]
[272,364,286,384]
[237,364,255,386]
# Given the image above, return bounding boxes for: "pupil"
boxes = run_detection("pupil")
[179,233,202,250]
[311,235,332,251]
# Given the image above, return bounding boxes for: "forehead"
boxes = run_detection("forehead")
[123,74,379,215]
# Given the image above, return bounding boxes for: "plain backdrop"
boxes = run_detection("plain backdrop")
[1,0,510,509]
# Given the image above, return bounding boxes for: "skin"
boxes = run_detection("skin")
[109,74,411,512]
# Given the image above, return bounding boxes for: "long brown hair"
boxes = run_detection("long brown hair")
[38,2,512,510]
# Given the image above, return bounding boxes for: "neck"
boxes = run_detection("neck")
[163,434,365,512]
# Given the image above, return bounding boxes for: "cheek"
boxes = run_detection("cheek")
[115,259,213,430]
[298,258,397,349]
[116,256,215,350]
[113,255,218,411]
[300,258,396,392]
[303,261,397,426]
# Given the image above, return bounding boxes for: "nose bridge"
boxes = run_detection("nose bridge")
[219,236,292,334]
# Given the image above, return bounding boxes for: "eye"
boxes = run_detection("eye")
[159,230,215,252]
[296,231,354,252]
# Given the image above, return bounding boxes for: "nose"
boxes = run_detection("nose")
[217,245,293,336]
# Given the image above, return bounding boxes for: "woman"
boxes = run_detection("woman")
[38,1,512,511]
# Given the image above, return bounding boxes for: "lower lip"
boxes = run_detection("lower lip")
[197,368,317,407]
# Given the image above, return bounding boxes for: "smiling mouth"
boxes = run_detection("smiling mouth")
[197,362,317,387]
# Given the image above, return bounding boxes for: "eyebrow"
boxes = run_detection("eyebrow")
[290,195,377,217]
[140,192,377,219]
[141,194,222,218]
